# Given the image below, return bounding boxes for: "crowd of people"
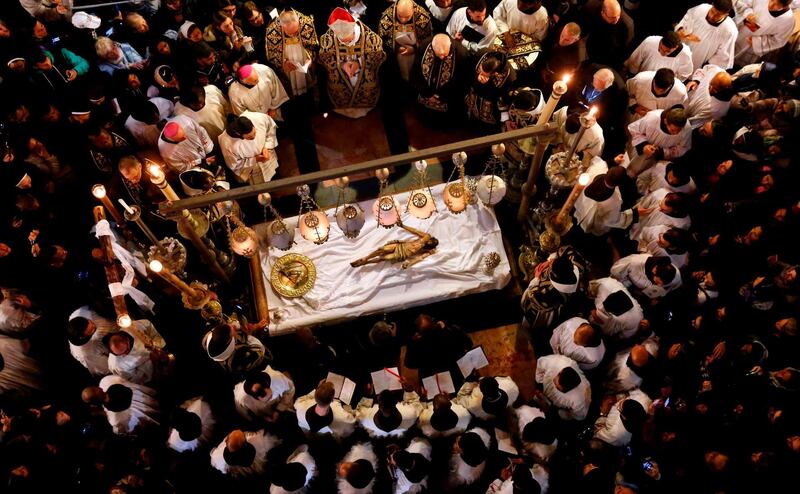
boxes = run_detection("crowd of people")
[1,0,800,492]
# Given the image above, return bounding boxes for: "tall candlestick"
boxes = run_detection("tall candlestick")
[123,204,162,248]
[146,163,180,201]
[562,106,598,168]
[536,73,571,126]
[92,184,125,224]
[556,172,591,225]
[149,259,201,300]
[93,206,131,327]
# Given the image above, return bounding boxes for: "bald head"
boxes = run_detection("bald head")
[226,430,247,451]
[601,0,621,24]
[397,0,414,23]
[709,71,732,96]
[593,68,615,91]
[82,386,105,406]
[630,345,651,367]
[432,33,452,59]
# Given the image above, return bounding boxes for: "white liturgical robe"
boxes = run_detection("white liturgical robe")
[356,391,423,438]
[108,320,165,385]
[627,71,688,122]
[629,109,692,161]
[734,0,794,65]
[448,427,491,486]
[158,114,214,173]
[393,437,432,494]
[604,339,659,394]
[594,389,652,447]
[218,111,279,184]
[515,405,558,462]
[174,85,230,145]
[493,0,548,42]
[124,97,174,148]
[637,224,689,268]
[549,317,606,370]
[68,307,114,377]
[210,430,281,478]
[228,63,290,116]
[611,253,683,298]
[337,443,379,494]
[454,376,520,421]
[636,160,697,196]
[99,375,159,435]
[418,401,471,438]
[552,107,605,158]
[686,65,731,128]
[233,366,295,421]
[535,355,591,421]
[630,188,692,241]
[447,7,498,53]
[590,277,644,340]
[270,445,317,494]
[676,4,738,69]
[626,36,694,81]
[294,391,357,439]
[167,396,216,452]
[0,335,44,399]
[574,183,635,236]
[425,0,453,22]
[494,464,549,494]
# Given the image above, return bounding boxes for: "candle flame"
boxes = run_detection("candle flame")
[148,259,164,273]
[147,164,164,179]
[561,73,572,84]
[578,173,591,186]
[117,314,132,328]
[91,184,107,199]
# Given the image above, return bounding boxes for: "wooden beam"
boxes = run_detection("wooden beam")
[159,124,557,215]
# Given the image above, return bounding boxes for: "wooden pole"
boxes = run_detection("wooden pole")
[517,136,552,223]
[249,255,270,323]
[93,206,130,327]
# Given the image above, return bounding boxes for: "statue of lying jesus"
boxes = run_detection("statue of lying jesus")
[350,221,439,269]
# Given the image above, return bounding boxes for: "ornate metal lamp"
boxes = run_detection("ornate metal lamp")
[476,144,508,207]
[297,185,330,244]
[444,152,470,214]
[372,168,400,228]
[226,214,258,258]
[258,193,295,251]
[333,177,366,238]
[406,160,437,219]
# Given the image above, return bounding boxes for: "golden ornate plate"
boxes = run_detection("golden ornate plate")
[270,253,316,298]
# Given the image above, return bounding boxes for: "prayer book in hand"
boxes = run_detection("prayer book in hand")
[457,346,490,378]
[326,372,357,404]
[371,367,403,394]
[422,371,456,396]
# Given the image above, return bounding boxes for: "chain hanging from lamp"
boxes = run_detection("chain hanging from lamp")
[258,193,295,251]
[405,160,438,220]
[476,143,509,207]
[333,177,366,238]
[372,168,401,228]
[297,185,330,244]
[225,214,258,258]
[443,152,470,214]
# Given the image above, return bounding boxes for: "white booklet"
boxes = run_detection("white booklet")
[457,347,490,378]
[371,367,403,394]
[326,372,357,404]
[422,371,456,396]
[495,427,519,455]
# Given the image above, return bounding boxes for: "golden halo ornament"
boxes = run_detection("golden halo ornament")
[270,253,317,298]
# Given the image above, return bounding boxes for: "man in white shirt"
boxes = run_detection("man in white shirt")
[589,277,644,340]
[627,107,693,177]
[685,65,733,128]
[549,317,606,370]
[426,0,455,30]
[630,188,692,241]
[454,375,520,421]
[388,437,432,494]
[294,381,357,439]
[535,354,591,420]
[67,306,115,377]
[83,374,160,435]
[552,106,605,159]
[228,63,290,119]
[210,429,281,479]
[158,116,215,173]
[418,392,471,438]
[636,160,697,195]
[637,225,690,268]
[625,32,694,81]
[174,84,230,145]
[604,341,659,393]
[337,443,378,494]
[448,427,491,487]
[515,405,558,462]
[104,320,167,384]
[218,112,279,184]
[233,365,295,422]
[447,0,498,54]
[167,396,216,453]
[124,97,174,148]
[271,445,317,494]
[356,389,423,438]
[627,69,688,123]
[734,0,794,65]
[594,389,651,446]
[493,0,549,43]
[676,0,738,69]
[574,166,642,236]
[611,253,683,299]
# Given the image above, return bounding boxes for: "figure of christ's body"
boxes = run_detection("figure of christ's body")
[350,222,439,269]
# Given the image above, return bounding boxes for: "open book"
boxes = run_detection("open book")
[422,371,456,396]
[456,346,490,378]
[371,367,403,394]
[326,372,357,405]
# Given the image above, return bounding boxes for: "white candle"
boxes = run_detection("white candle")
[118,199,135,215]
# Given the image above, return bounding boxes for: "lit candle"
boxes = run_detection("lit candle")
[562,106,598,168]
[149,259,201,300]
[146,163,180,201]
[556,172,591,224]
[536,73,571,126]
[92,184,125,224]
[118,199,135,215]
[117,314,132,328]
